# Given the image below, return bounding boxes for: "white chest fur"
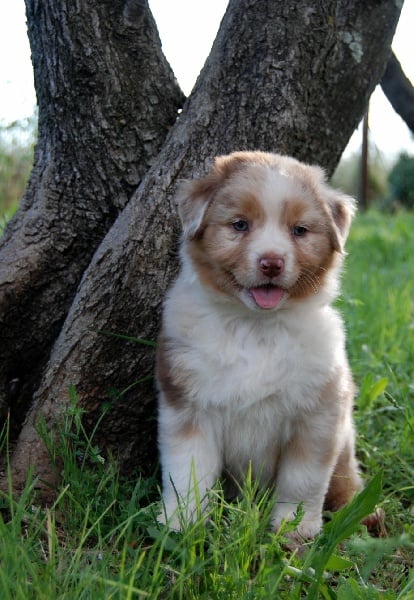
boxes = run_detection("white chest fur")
[163,274,346,416]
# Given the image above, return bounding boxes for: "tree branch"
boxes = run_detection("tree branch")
[381,50,414,135]
[0,0,184,439]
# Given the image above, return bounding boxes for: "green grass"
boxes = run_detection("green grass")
[1,210,414,598]
[340,211,414,530]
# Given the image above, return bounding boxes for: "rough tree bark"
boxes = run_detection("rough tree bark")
[0,0,184,437]
[381,50,414,134]
[2,0,402,495]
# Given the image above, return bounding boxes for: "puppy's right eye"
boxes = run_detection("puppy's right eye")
[232,219,249,232]
[293,225,307,237]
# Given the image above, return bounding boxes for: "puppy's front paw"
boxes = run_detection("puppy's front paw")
[273,516,321,555]
[158,497,203,531]
[272,506,322,540]
[296,517,322,539]
[157,512,181,531]
[157,501,182,531]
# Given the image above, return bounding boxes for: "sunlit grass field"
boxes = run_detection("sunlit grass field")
[0,209,413,599]
[341,211,414,518]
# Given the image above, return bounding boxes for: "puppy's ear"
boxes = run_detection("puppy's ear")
[324,188,356,253]
[176,154,245,240]
[175,176,216,240]
[304,164,356,253]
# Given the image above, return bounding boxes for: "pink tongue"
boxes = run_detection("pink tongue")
[250,286,284,309]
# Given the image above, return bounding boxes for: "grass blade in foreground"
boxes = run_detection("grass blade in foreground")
[297,472,382,599]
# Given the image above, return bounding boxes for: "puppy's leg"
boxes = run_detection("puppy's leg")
[271,418,341,539]
[324,433,362,512]
[158,401,222,529]
[325,436,387,535]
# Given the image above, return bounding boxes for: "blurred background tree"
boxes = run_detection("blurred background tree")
[332,149,390,205]
[388,152,414,209]
[0,113,36,230]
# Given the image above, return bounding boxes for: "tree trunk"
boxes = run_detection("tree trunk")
[3,0,402,495]
[0,0,184,439]
[381,50,414,135]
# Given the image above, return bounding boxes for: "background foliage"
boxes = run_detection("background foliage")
[0,115,36,232]
[388,153,414,209]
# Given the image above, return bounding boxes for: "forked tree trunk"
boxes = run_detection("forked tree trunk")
[2,0,402,495]
[0,0,184,438]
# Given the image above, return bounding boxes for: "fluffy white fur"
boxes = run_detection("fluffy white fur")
[156,151,361,538]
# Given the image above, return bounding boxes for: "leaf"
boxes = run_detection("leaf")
[369,377,389,402]
[146,526,180,553]
[303,472,382,599]
[359,374,388,411]
[324,554,354,572]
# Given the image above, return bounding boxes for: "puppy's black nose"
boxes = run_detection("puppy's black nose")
[259,255,284,277]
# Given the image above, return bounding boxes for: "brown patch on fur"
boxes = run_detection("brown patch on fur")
[289,243,335,300]
[176,419,201,440]
[213,151,281,180]
[178,153,266,240]
[156,334,187,409]
[318,371,362,511]
[319,365,356,408]
[286,425,315,464]
[187,180,267,298]
[324,440,362,511]
[326,190,356,247]
[287,419,337,467]
[208,190,265,228]
[281,196,339,300]
[189,248,234,297]
[280,197,309,226]
[361,508,387,537]
[188,228,244,298]
[330,198,349,233]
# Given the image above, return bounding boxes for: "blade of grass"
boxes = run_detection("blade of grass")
[298,472,382,599]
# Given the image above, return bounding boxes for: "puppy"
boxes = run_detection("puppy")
[156,151,362,538]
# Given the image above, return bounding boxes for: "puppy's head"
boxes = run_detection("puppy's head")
[177,151,355,311]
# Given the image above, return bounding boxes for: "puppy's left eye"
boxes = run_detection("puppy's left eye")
[232,219,249,232]
[293,225,307,237]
